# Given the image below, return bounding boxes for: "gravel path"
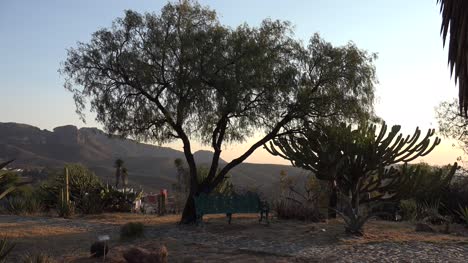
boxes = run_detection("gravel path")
[147,225,468,262]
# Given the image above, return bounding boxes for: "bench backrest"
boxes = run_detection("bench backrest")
[194,192,260,216]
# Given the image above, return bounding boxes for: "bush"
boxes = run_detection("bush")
[400,199,417,221]
[79,191,105,215]
[21,253,55,263]
[101,186,142,213]
[274,199,323,221]
[120,222,144,240]
[0,236,15,263]
[5,196,42,215]
[456,205,468,227]
[57,200,75,219]
[40,164,103,213]
[441,175,468,222]
[273,173,326,222]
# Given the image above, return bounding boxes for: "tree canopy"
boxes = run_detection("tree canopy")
[61,1,378,223]
[436,99,468,156]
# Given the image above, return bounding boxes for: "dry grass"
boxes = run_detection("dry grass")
[340,220,468,244]
[0,221,86,239]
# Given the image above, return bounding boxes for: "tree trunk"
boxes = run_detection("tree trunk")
[328,183,337,219]
[180,192,197,224]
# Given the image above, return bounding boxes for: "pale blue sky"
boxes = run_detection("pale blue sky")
[0,0,463,165]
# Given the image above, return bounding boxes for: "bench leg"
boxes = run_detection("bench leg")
[196,214,204,226]
[259,210,269,224]
[226,213,232,224]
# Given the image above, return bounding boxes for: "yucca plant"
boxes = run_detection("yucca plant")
[21,253,55,263]
[0,236,15,263]
[0,160,18,200]
[399,199,418,222]
[6,196,43,215]
[456,204,468,227]
[418,200,447,224]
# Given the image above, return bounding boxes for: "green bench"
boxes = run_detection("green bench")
[194,192,269,224]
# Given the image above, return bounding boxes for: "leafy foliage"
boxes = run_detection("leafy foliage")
[274,172,325,221]
[41,164,102,212]
[399,199,418,221]
[120,222,144,240]
[0,160,22,200]
[436,99,468,155]
[172,158,234,196]
[5,195,42,215]
[100,186,143,212]
[396,163,456,203]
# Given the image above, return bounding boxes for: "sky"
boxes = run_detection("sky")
[0,0,464,166]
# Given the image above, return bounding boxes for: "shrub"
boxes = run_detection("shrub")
[21,253,55,263]
[417,200,447,224]
[120,222,144,240]
[5,196,42,215]
[101,186,142,213]
[0,160,24,201]
[273,173,326,222]
[57,200,74,219]
[40,164,103,213]
[79,192,105,215]
[456,205,468,227]
[274,199,323,221]
[400,199,418,221]
[0,236,15,263]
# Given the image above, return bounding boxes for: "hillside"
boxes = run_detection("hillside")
[0,122,306,193]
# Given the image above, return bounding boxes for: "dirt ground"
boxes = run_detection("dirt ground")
[2,213,468,262]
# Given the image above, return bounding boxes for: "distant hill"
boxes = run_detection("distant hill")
[0,122,306,194]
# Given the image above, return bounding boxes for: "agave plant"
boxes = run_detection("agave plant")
[418,200,447,224]
[21,253,55,263]
[0,160,18,200]
[456,204,468,227]
[0,236,15,263]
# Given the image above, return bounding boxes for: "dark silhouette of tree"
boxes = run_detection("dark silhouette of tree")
[436,99,468,155]
[438,0,468,116]
[114,159,124,188]
[61,1,378,223]
[122,167,129,187]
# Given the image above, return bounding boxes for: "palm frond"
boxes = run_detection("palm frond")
[438,0,468,116]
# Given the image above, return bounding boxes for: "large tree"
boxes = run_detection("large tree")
[61,1,377,223]
[438,0,468,116]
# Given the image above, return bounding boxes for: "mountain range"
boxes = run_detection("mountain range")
[0,122,306,194]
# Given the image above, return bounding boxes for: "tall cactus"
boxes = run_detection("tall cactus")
[266,121,457,233]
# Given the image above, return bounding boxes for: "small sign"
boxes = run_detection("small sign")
[98,235,110,241]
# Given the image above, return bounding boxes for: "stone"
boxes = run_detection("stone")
[123,246,168,263]
[415,223,435,232]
